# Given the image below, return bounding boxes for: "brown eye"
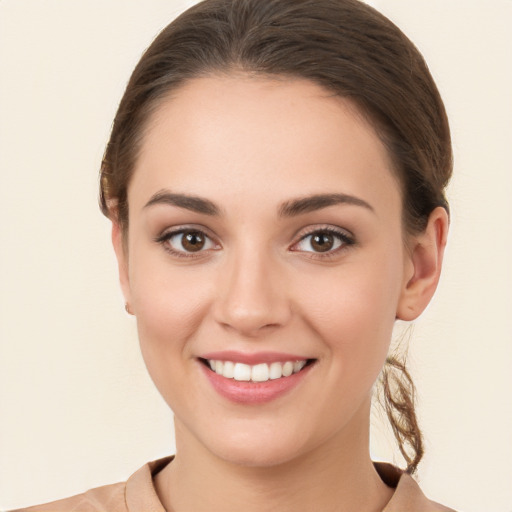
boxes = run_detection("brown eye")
[159,228,216,256]
[293,228,353,255]
[310,233,335,252]
[181,231,206,252]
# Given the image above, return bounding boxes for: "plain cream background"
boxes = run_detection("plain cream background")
[1,1,511,510]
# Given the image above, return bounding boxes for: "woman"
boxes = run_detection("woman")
[14,0,455,510]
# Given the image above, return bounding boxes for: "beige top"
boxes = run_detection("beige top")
[13,457,456,512]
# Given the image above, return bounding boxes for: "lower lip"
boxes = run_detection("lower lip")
[200,362,314,404]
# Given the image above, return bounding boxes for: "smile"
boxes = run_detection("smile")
[199,352,317,403]
[206,359,308,382]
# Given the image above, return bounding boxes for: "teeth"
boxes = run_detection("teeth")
[223,360,235,379]
[233,363,251,381]
[293,360,306,373]
[251,363,269,382]
[269,362,283,380]
[206,359,309,382]
[282,361,293,377]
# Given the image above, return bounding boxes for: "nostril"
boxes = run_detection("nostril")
[213,268,292,334]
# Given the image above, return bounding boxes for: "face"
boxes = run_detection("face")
[115,75,419,467]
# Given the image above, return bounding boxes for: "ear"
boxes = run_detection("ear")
[111,221,132,309]
[396,207,449,321]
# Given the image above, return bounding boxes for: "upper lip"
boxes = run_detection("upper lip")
[199,351,313,365]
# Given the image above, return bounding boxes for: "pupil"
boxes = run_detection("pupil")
[182,231,205,252]
[312,233,333,252]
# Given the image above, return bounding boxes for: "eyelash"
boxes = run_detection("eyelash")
[154,226,355,260]
[154,226,218,259]
[290,226,355,260]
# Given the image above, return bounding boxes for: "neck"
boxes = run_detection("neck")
[155,405,393,512]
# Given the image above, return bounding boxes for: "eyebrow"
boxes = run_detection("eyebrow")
[278,193,375,217]
[144,190,221,216]
[144,190,374,217]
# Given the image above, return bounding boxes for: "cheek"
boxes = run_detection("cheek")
[128,251,214,378]
[297,254,403,377]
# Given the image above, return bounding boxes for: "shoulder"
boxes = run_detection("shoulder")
[376,462,458,512]
[9,482,127,512]
[9,457,172,512]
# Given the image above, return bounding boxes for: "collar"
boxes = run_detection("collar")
[124,456,454,512]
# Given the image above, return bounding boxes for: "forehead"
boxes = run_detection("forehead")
[131,75,401,217]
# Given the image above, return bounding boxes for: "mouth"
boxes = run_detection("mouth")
[199,357,316,383]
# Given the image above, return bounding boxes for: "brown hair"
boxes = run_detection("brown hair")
[100,0,452,473]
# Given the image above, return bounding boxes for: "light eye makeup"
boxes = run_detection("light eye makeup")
[154,226,220,258]
[155,223,355,261]
[290,226,355,259]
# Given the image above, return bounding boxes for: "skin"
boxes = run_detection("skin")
[113,75,448,512]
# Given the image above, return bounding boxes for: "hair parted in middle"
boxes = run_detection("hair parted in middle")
[100,0,452,474]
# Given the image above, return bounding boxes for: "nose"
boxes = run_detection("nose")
[213,246,291,337]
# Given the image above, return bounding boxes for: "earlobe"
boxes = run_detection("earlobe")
[111,221,132,309]
[396,207,449,321]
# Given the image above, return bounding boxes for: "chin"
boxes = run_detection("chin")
[213,440,304,468]
[195,419,319,468]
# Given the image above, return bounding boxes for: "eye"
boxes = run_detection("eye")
[156,228,218,256]
[292,228,354,254]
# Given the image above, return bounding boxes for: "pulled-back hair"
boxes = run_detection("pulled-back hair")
[100,0,452,474]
